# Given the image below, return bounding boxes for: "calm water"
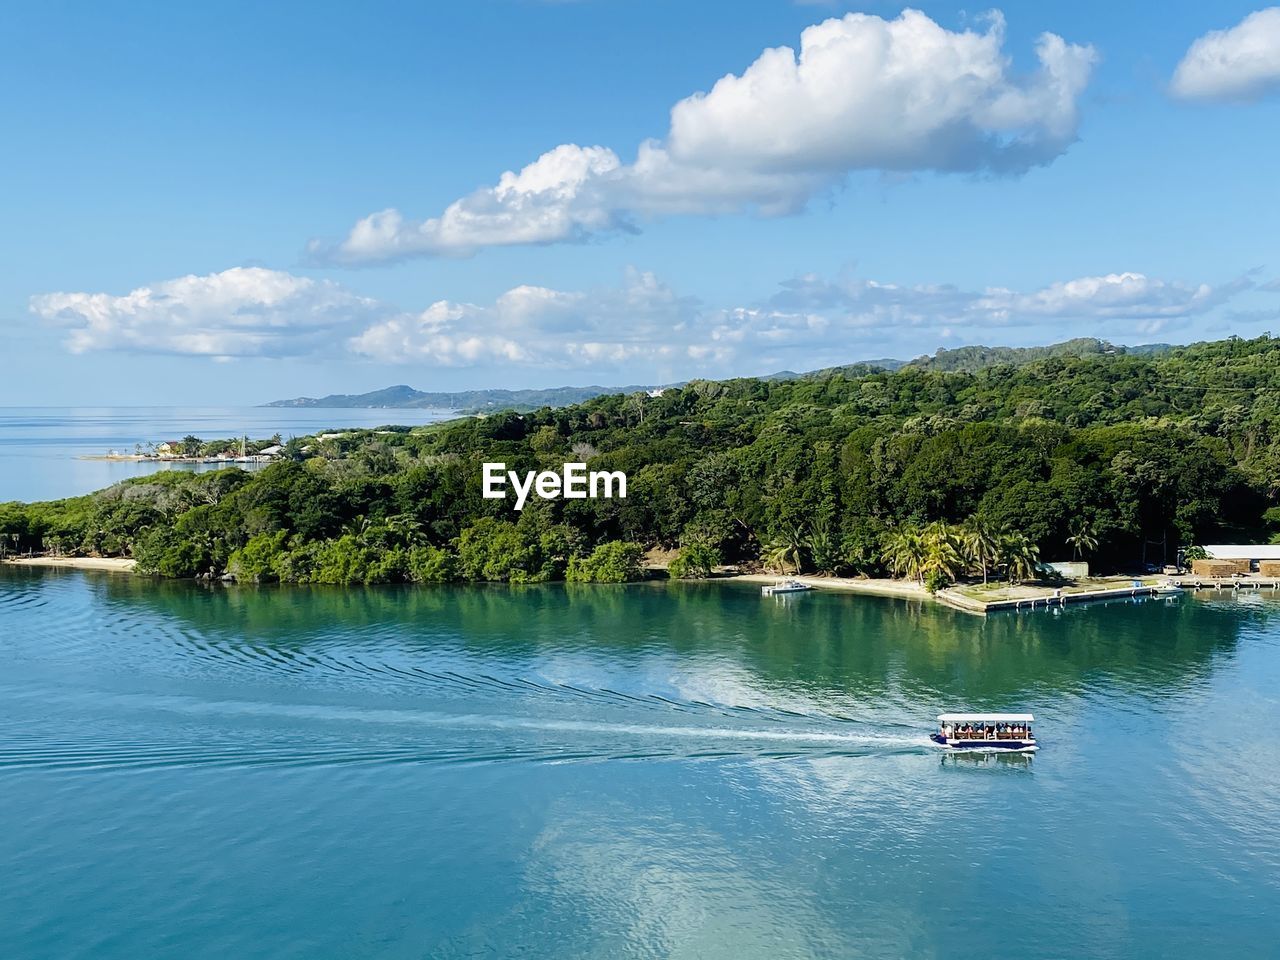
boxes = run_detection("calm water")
[0,407,453,503]
[2,571,1277,959]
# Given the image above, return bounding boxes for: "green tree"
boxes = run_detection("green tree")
[668,539,721,579]
[1001,531,1041,584]
[961,516,1003,585]
[805,519,840,574]
[566,541,645,583]
[882,524,926,583]
[920,520,965,586]
[227,530,289,583]
[762,525,807,574]
[1065,518,1099,561]
[407,545,458,582]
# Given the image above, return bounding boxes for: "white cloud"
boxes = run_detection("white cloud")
[348,267,1249,376]
[35,265,1251,377]
[348,268,698,367]
[975,272,1228,320]
[1171,7,1280,101]
[320,145,631,262]
[30,267,385,359]
[313,10,1096,263]
[734,269,1253,367]
[665,11,1093,175]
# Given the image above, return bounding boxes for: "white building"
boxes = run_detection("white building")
[1203,545,1280,563]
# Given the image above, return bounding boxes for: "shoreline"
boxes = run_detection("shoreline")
[724,573,931,602]
[0,560,1214,613]
[78,455,277,464]
[730,572,1173,615]
[3,556,137,572]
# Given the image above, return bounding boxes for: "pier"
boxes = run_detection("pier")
[1175,577,1280,592]
[937,583,1177,615]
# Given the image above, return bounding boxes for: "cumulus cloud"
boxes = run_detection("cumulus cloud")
[348,268,701,367]
[766,270,1245,329]
[34,265,1250,377]
[313,9,1096,263]
[716,269,1256,369]
[30,267,385,359]
[1171,7,1280,101]
[974,272,1234,320]
[348,267,1249,376]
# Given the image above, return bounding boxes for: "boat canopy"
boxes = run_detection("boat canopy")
[937,713,1034,724]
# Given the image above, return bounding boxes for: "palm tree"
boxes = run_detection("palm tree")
[962,517,1003,585]
[922,521,965,583]
[805,519,838,573]
[762,525,807,573]
[343,515,373,543]
[1065,518,1098,561]
[385,514,426,546]
[882,524,926,582]
[1001,532,1041,584]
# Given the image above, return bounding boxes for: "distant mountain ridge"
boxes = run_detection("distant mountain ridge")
[265,383,660,412]
[265,338,1173,410]
[901,337,1172,373]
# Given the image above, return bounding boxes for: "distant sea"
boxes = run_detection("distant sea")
[0,407,454,503]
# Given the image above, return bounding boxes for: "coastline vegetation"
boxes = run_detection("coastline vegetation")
[3,334,1280,586]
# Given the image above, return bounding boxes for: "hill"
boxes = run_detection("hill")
[15,333,1280,586]
[267,340,1172,411]
[902,338,1172,373]
[266,383,660,412]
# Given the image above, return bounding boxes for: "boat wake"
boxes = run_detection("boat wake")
[0,690,933,775]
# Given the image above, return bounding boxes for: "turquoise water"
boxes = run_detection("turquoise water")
[0,407,452,502]
[2,570,1278,958]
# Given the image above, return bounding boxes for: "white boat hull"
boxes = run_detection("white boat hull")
[931,735,1037,753]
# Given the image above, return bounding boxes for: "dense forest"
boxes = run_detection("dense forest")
[3,334,1279,586]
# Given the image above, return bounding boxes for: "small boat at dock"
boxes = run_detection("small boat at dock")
[1153,580,1182,596]
[931,713,1037,753]
[762,579,814,596]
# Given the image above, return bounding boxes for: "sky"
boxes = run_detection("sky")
[2,0,1279,405]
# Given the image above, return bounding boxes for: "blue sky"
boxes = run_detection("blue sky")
[3,1,1279,404]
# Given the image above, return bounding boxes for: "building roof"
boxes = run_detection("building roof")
[1203,545,1280,561]
[937,713,1034,724]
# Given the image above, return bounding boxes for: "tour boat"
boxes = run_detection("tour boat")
[931,713,1037,752]
[761,579,814,596]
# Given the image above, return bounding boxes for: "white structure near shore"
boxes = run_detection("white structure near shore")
[1203,545,1280,564]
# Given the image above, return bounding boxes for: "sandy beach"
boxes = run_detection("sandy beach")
[726,572,931,601]
[3,556,137,573]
